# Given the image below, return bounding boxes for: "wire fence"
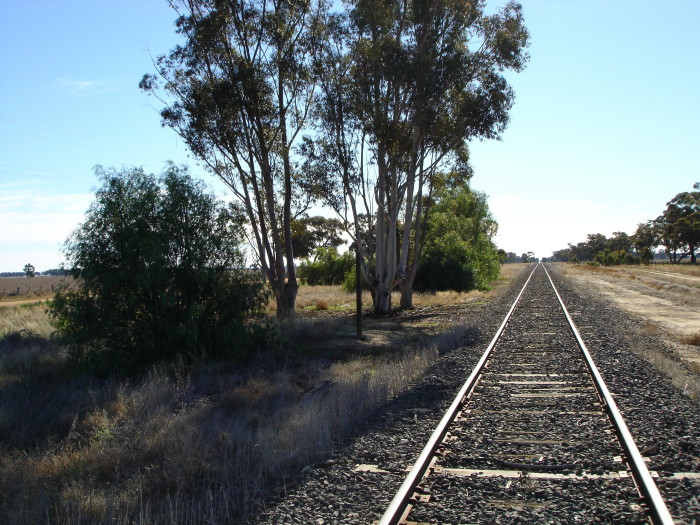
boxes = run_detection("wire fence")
[0,277,76,298]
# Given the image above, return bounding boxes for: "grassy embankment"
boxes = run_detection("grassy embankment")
[0,265,524,524]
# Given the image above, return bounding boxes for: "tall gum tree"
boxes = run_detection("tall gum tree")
[308,0,529,313]
[141,0,328,318]
[656,190,700,264]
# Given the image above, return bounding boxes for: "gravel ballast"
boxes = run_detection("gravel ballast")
[247,264,700,524]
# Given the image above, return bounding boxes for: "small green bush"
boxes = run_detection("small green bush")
[297,247,354,286]
[341,264,370,293]
[593,249,640,266]
[50,165,271,375]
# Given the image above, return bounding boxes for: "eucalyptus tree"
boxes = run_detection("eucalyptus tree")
[23,263,36,278]
[290,215,345,258]
[656,190,700,264]
[632,221,658,265]
[307,0,529,313]
[141,0,328,318]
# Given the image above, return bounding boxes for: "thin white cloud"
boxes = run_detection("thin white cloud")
[56,77,130,97]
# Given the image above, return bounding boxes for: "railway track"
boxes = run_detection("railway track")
[376,264,675,524]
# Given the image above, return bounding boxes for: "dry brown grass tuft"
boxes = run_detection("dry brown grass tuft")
[682,331,700,347]
[0,303,55,338]
[641,322,662,336]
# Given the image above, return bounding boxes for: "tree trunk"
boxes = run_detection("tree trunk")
[373,143,394,315]
[374,283,392,314]
[275,280,298,319]
[398,161,428,310]
[399,279,413,309]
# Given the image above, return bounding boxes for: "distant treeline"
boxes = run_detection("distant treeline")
[548,184,699,265]
[0,268,69,277]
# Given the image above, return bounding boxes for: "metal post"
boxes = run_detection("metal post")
[356,247,362,337]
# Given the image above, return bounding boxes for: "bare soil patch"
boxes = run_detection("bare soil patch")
[557,263,700,370]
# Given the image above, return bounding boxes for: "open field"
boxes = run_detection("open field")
[0,264,529,524]
[0,276,75,305]
[590,263,700,288]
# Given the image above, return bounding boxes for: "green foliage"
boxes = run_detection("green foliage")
[496,249,507,265]
[290,216,345,259]
[23,263,35,278]
[414,184,500,292]
[550,248,573,262]
[50,165,271,376]
[341,263,371,293]
[297,247,354,286]
[593,249,640,266]
[656,190,700,264]
[567,232,639,263]
[632,221,658,265]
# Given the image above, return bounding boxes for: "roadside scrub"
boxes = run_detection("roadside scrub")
[0,298,479,523]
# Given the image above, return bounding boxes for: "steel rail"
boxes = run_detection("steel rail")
[377,264,539,525]
[542,264,675,525]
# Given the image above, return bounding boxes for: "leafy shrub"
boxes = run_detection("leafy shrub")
[341,263,370,293]
[297,247,354,286]
[50,165,271,375]
[413,185,500,292]
[593,249,640,266]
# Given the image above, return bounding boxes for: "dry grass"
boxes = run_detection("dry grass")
[289,285,373,311]
[0,276,75,303]
[0,303,55,338]
[0,304,62,379]
[315,299,329,310]
[563,263,700,290]
[682,331,700,347]
[643,263,700,277]
[0,286,482,523]
[623,332,700,401]
[1,366,421,521]
[281,263,523,314]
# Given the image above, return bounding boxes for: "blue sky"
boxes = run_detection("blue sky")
[1,0,699,271]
